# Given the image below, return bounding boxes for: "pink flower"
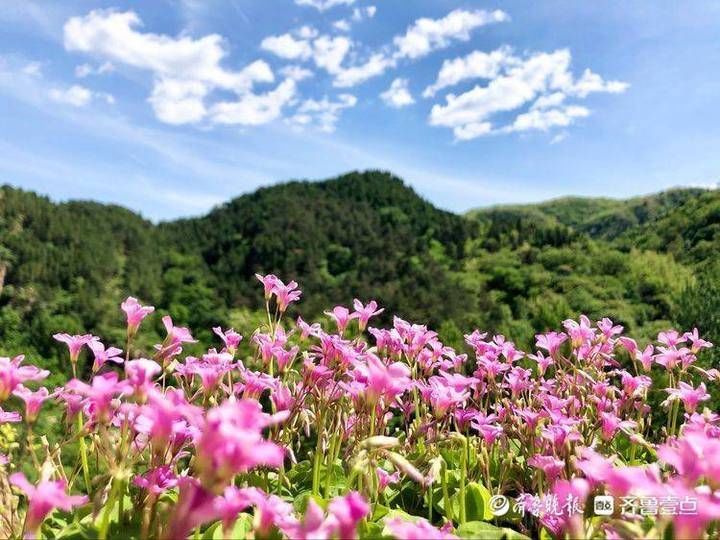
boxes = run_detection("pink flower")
[528,351,554,377]
[352,299,384,331]
[195,399,287,489]
[273,279,302,312]
[597,317,623,338]
[121,297,154,336]
[235,369,277,400]
[684,327,713,353]
[255,273,281,299]
[270,383,295,412]
[296,317,322,340]
[659,330,685,347]
[166,477,222,539]
[157,316,197,362]
[0,355,48,401]
[619,371,652,398]
[599,411,637,440]
[273,345,299,373]
[324,306,355,335]
[549,478,589,538]
[10,473,87,538]
[133,466,178,495]
[422,378,469,418]
[282,499,332,540]
[212,486,259,533]
[135,388,198,449]
[362,356,410,407]
[162,316,196,345]
[618,336,637,356]
[88,340,123,372]
[376,467,400,491]
[657,428,720,487]
[563,315,595,347]
[635,344,655,371]
[0,406,21,423]
[655,346,693,370]
[212,327,242,354]
[53,333,95,364]
[65,372,127,423]
[124,359,161,398]
[384,517,458,539]
[12,385,56,423]
[664,382,711,413]
[325,491,370,540]
[528,454,565,484]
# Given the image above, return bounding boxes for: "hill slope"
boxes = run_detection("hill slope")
[161,171,474,324]
[1,173,717,375]
[468,188,707,239]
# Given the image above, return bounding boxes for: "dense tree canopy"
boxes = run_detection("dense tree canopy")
[1,172,718,376]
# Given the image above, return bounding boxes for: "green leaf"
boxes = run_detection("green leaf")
[202,522,222,540]
[359,520,389,540]
[465,482,493,522]
[456,521,530,540]
[213,513,253,540]
[371,504,390,522]
[293,491,328,514]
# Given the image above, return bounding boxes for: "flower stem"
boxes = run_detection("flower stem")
[459,437,468,524]
[77,415,92,494]
[312,410,324,495]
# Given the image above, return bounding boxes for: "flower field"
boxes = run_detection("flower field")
[1,274,719,539]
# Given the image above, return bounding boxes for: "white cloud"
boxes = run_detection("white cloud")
[64,9,288,126]
[287,93,356,132]
[454,121,493,141]
[423,47,513,97]
[48,84,93,106]
[262,30,362,85]
[333,53,394,87]
[279,65,314,81]
[508,105,589,132]
[394,9,508,60]
[312,35,352,74]
[260,29,352,75]
[333,19,351,32]
[569,68,629,97]
[352,6,376,21]
[531,91,566,110]
[149,78,207,124]
[550,131,568,144]
[428,48,628,140]
[22,62,43,77]
[75,61,114,78]
[380,78,415,108]
[261,9,506,89]
[296,26,318,39]
[295,0,354,11]
[210,79,297,126]
[260,33,313,61]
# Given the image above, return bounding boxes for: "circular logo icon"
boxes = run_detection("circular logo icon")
[489,495,510,517]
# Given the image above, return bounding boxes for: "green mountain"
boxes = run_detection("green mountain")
[161,171,473,324]
[468,188,707,240]
[1,172,718,377]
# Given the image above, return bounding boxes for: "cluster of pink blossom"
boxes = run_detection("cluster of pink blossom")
[0,276,719,539]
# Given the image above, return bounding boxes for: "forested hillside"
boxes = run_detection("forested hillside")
[1,172,718,377]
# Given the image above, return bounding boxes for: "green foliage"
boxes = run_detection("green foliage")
[2,175,718,379]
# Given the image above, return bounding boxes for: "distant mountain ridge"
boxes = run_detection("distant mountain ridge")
[467,188,709,240]
[1,171,719,377]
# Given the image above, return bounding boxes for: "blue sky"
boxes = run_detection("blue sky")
[1,1,719,221]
